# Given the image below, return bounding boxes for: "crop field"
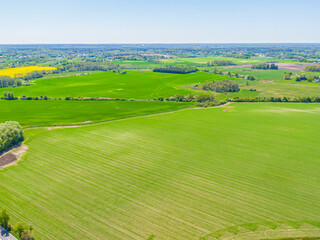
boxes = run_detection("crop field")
[216,67,320,81]
[1,103,320,239]
[0,71,235,99]
[0,66,57,77]
[0,100,193,127]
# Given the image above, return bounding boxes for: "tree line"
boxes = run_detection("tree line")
[0,121,24,154]
[0,209,34,240]
[153,65,198,74]
[155,93,227,107]
[206,60,235,66]
[251,63,278,70]
[228,96,320,103]
[304,65,320,72]
[202,79,240,93]
[0,76,24,88]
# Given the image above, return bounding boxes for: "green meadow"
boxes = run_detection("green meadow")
[160,56,302,66]
[0,100,193,127]
[0,71,234,99]
[1,103,320,239]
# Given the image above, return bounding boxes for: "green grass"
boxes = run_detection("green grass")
[216,67,320,81]
[0,100,193,127]
[0,71,234,99]
[160,56,301,66]
[1,103,320,239]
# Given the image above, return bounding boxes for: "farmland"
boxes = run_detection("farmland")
[1,44,320,240]
[160,56,305,66]
[0,71,234,99]
[1,103,320,239]
[0,66,56,77]
[0,100,193,127]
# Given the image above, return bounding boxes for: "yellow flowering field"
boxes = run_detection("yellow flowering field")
[0,66,57,78]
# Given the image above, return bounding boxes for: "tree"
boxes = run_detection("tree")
[21,230,34,240]
[14,222,33,238]
[0,209,9,229]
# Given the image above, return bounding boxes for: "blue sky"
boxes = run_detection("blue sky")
[1,0,319,44]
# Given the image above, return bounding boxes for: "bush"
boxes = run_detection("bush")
[153,65,197,74]
[305,65,320,72]
[0,121,24,154]
[202,79,239,93]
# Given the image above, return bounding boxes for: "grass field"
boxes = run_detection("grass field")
[1,103,320,239]
[160,57,302,66]
[0,71,234,99]
[0,100,193,127]
[0,66,57,77]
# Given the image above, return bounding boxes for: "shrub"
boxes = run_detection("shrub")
[0,121,24,154]
[202,79,239,93]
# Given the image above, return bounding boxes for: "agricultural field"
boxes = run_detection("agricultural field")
[1,103,320,239]
[160,56,303,66]
[0,66,56,77]
[0,100,193,127]
[0,71,235,99]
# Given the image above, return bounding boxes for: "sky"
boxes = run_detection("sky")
[0,0,319,44]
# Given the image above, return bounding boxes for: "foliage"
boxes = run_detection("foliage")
[206,60,235,66]
[229,96,320,103]
[0,209,10,229]
[202,79,239,92]
[153,65,198,74]
[284,72,293,80]
[251,63,278,70]
[14,222,34,240]
[305,65,320,72]
[0,121,24,154]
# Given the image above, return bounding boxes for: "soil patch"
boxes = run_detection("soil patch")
[0,153,17,167]
[274,63,309,71]
[46,126,79,130]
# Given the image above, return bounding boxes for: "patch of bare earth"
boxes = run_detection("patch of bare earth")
[263,80,274,83]
[0,144,28,168]
[46,126,79,130]
[275,63,309,71]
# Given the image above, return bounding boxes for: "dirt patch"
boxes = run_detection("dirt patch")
[263,80,274,83]
[274,63,309,71]
[0,153,17,167]
[46,126,79,130]
[83,121,92,124]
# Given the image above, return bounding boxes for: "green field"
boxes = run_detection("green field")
[0,100,193,127]
[160,56,302,66]
[0,71,234,99]
[1,103,320,239]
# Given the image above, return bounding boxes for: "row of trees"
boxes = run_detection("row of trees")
[153,65,198,74]
[304,65,320,72]
[202,79,240,93]
[0,121,24,154]
[61,62,119,72]
[206,60,235,66]
[251,63,278,70]
[156,93,227,107]
[0,209,34,240]
[0,76,23,88]
[228,96,320,103]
